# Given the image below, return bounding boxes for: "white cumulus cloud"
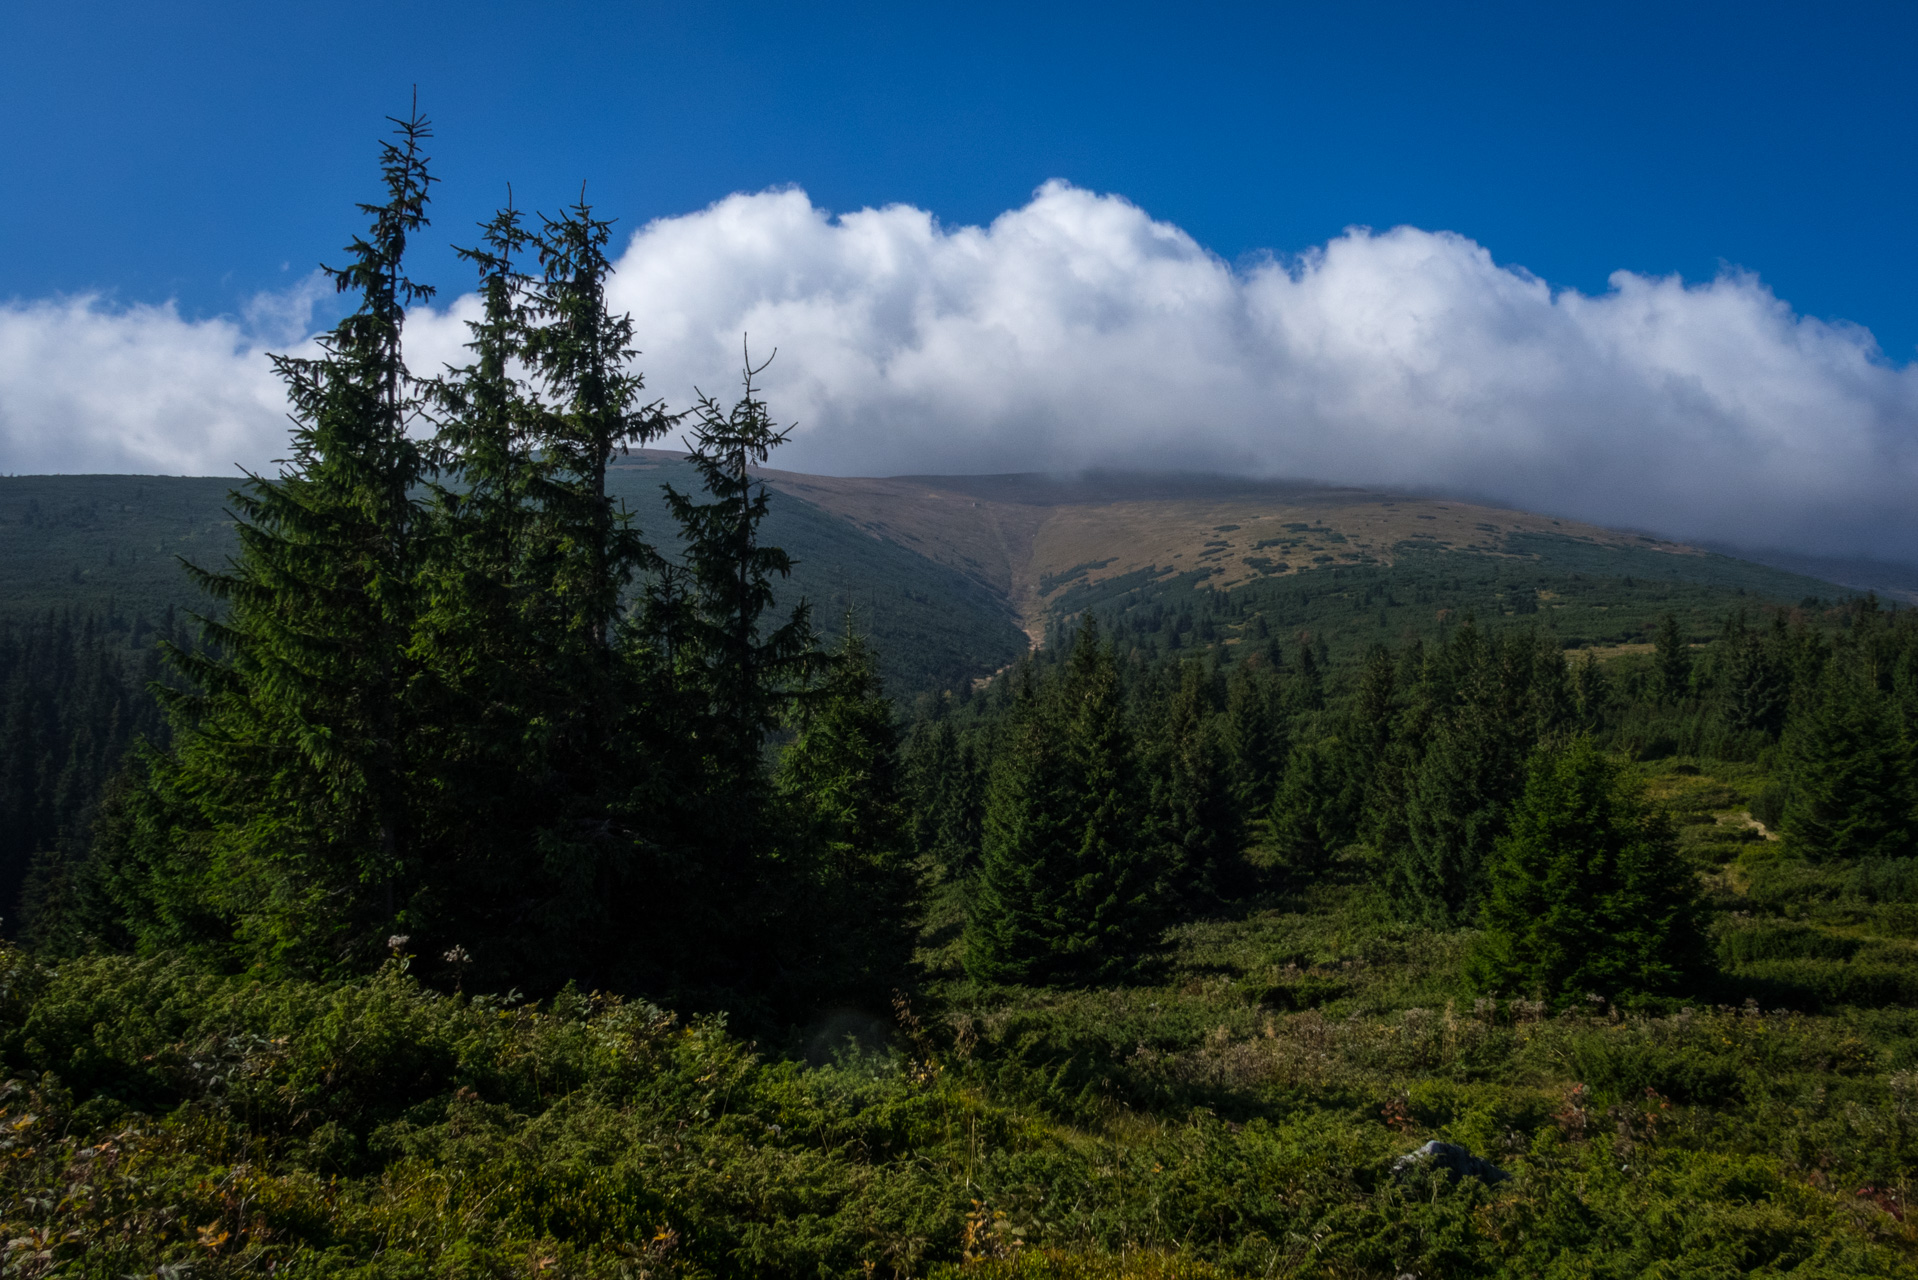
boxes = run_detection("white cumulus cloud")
[5,182,1917,560]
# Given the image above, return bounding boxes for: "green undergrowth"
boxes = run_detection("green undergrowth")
[7,760,1918,1277]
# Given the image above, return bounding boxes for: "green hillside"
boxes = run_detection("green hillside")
[0,470,1028,699]
[0,474,240,626]
[607,458,1026,695]
[1048,533,1844,660]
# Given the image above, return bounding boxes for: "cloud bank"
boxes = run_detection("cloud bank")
[6,181,1918,560]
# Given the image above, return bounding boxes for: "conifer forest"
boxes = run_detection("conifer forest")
[8,113,1918,1278]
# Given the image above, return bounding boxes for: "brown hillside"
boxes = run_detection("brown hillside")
[732,461,1704,639]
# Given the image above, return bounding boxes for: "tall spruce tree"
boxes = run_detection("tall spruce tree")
[623,350,821,1006]
[107,107,440,972]
[905,716,985,877]
[412,199,548,977]
[1352,644,1398,764]
[1223,658,1286,817]
[1653,613,1692,704]
[1468,737,1707,1006]
[496,195,677,986]
[523,196,671,809]
[964,670,1062,985]
[1,612,170,941]
[1572,651,1611,732]
[662,350,818,804]
[1714,612,1788,739]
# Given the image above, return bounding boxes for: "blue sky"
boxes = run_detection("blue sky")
[7,0,1915,355]
[6,1,1918,560]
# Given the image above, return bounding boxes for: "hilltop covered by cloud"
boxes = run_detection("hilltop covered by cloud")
[5,182,1916,560]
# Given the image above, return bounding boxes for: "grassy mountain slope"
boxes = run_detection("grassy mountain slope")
[756,468,1849,656]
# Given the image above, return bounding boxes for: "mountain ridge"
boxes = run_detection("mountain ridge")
[1,461,1902,700]
[736,454,1876,642]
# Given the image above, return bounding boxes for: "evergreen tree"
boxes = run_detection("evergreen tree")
[1389,623,1535,926]
[774,628,919,1007]
[1223,658,1285,816]
[106,107,441,972]
[1150,660,1242,904]
[1352,644,1397,764]
[622,350,823,1007]
[1780,660,1918,860]
[905,715,985,877]
[525,195,670,646]
[1267,736,1357,875]
[1572,651,1611,732]
[1528,629,1575,740]
[1653,613,1692,704]
[1285,636,1325,712]
[964,673,1062,985]
[0,613,169,938]
[523,191,672,805]
[411,198,553,979]
[661,349,818,805]
[1713,612,1788,739]
[1468,737,1707,1006]
[966,620,1156,986]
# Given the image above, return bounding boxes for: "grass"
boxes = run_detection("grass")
[8,760,1918,1275]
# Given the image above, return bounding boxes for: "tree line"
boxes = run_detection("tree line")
[908,598,1918,1006]
[0,609,188,937]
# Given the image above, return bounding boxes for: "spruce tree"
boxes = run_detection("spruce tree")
[1714,612,1788,739]
[522,195,672,815]
[111,107,440,972]
[1528,629,1575,740]
[966,620,1156,986]
[662,350,818,804]
[1468,738,1707,1006]
[1389,623,1534,926]
[965,671,1064,985]
[1,612,167,941]
[1780,661,1917,861]
[1223,658,1285,816]
[905,715,985,877]
[1572,651,1611,732]
[1052,617,1159,978]
[1151,659,1242,904]
[1352,644,1397,764]
[625,350,821,1005]
[410,199,552,979]
[1653,613,1692,704]
[1286,636,1325,712]
[774,628,919,1008]
[1267,737,1357,875]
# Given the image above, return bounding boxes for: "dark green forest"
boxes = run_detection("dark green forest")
[6,113,1918,1278]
